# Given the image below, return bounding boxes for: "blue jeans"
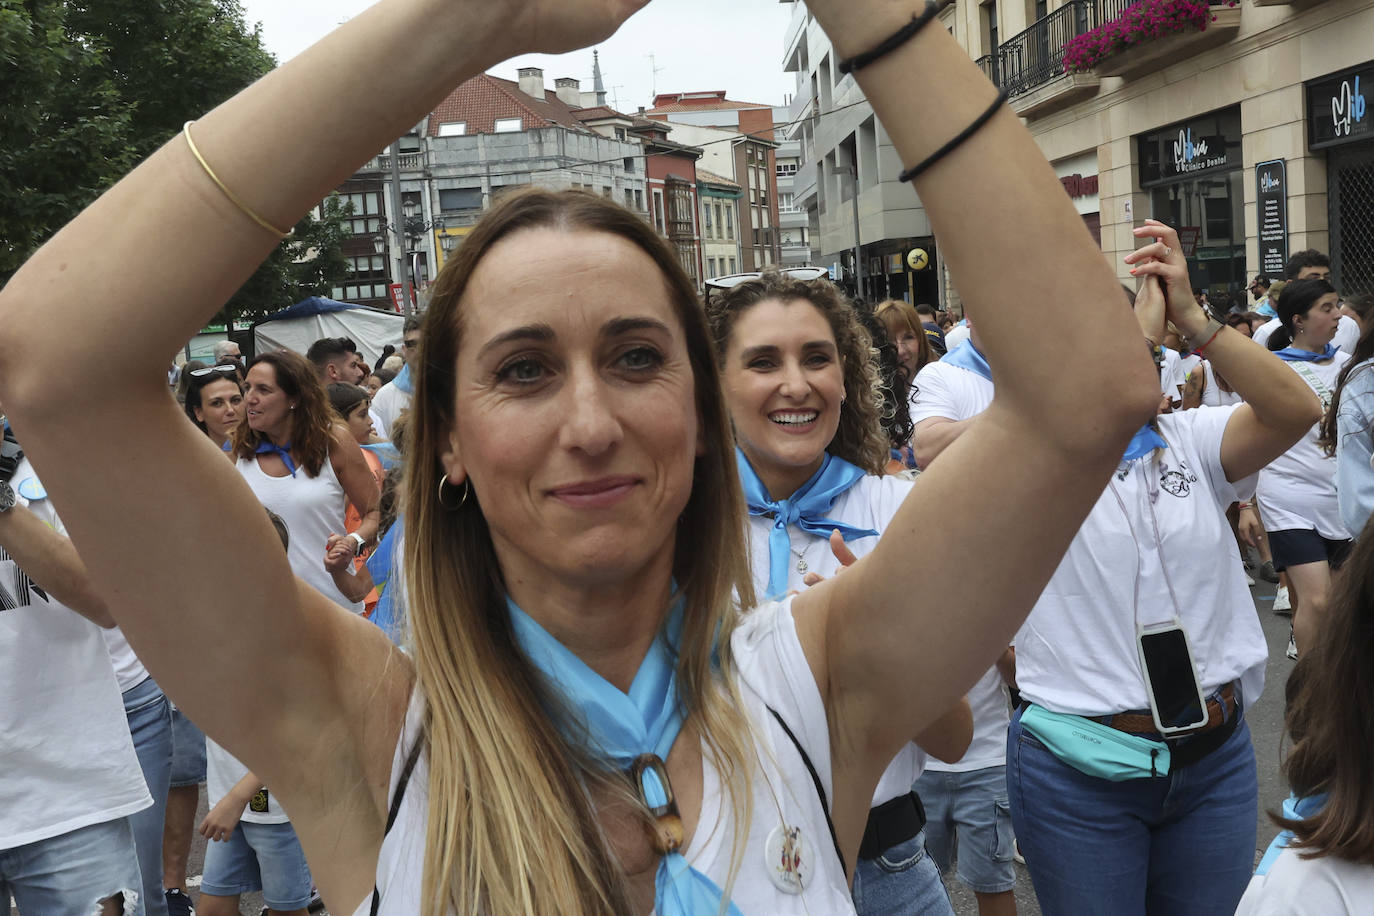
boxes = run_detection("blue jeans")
[915,766,1016,894]
[123,677,172,916]
[852,827,955,916]
[1007,703,1257,916]
[0,816,144,915]
[168,705,206,788]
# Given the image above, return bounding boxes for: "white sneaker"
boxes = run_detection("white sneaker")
[1243,570,1256,586]
[1286,628,1298,660]
[1273,585,1291,615]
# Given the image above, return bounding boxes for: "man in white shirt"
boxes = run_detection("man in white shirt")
[370,314,422,437]
[0,454,151,916]
[910,328,1018,916]
[1255,250,1359,352]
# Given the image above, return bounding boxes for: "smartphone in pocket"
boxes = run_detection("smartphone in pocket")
[1137,621,1208,735]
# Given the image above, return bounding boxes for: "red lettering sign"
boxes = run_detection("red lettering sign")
[1060,174,1099,199]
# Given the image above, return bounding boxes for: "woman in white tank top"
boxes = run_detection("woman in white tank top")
[3,3,1172,914]
[231,350,380,613]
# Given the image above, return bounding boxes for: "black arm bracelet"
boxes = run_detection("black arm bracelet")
[897,88,1009,184]
[838,0,948,75]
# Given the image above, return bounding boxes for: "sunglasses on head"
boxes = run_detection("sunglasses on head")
[189,364,241,378]
[702,267,830,303]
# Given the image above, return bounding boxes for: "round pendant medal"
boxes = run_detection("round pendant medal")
[764,823,810,894]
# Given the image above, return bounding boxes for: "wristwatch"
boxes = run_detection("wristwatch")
[0,430,23,514]
[0,480,15,514]
[1182,316,1224,350]
[349,531,367,556]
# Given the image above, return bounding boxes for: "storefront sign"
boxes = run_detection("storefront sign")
[1060,174,1099,198]
[906,248,930,271]
[1177,227,1202,258]
[1308,62,1373,150]
[1256,160,1289,277]
[1137,108,1241,188]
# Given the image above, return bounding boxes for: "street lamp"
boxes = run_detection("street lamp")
[373,205,445,314]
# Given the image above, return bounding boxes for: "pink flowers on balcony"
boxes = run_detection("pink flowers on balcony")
[1063,0,1235,73]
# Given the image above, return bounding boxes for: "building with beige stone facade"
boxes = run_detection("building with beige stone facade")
[783,0,1374,309]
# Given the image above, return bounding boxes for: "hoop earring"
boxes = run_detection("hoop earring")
[437,474,470,511]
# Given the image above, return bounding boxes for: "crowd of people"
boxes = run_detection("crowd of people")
[3,2,1374,916]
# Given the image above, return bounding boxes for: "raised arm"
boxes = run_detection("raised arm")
[0,1,647,908]
[789,0,1160,828]
[1127,222,1321,481]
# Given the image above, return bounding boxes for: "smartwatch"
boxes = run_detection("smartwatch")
[349,532,367,556]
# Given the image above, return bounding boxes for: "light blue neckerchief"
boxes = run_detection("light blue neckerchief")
[255,439,296,477]
[736,448,878,600]
[1275,343,1339,363]
[1254,794,1327,876]
[941,339,991,380]
[509,596,743,916]
[943,340,1166,460]
[392,362,414,395]
[1255,301,1278,319]
[360,441,402,470]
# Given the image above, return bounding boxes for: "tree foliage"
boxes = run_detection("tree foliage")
[1,0,352,324]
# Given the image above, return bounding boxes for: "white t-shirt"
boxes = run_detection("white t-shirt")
[102,626,151,694]
[1256,353,1351,539]
[370,380,412,436]
[206,737,289,825]
[0,461,152,850]
[1254,317,1283,348]
[1334,314,1360,355]
[944,323,971,353]
[362,598,857,916]
[1161,348,1181,399]
[909,359,995,426]
[1236,849,1374,916]
[1200,360,1243,408]
[745,474,931,804]
[1175,352,1202,398]
[1014,407,1268,715]
[907,356,1008,769]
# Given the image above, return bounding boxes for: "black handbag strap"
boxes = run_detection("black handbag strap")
[767,704,848,879]
[370,738,424,916]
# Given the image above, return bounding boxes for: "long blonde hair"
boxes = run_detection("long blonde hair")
[403,189,758,914]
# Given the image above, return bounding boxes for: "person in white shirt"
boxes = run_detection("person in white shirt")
[1007,222,1320,916]
[710,270,972,916]
[0,455,150,916]
[0,2,1166,912]
[369,315,422,437]
[1235,523,1374,916]
[1251,277,1351,661]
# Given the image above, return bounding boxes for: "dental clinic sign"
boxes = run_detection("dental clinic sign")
[1308,62,1373,150]
[1137,108,1240,188]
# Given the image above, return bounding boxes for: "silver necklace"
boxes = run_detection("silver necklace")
[790,543,811,574]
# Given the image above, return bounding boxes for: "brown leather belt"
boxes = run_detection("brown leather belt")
[1098,683,1237,736]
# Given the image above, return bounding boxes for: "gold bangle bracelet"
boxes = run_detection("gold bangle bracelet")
[182,121,291,239]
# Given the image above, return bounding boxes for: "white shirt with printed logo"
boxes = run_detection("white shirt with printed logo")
[1014,407,1267,716]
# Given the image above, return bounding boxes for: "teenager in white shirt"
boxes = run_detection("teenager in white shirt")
[1250,278,1351,660]
[0,2,1166,912]
[1005,222,1321,916]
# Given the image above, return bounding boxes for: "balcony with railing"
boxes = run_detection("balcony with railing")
[1080,0,1242,79]
[981,0,1102,119]
[357,150,429,173]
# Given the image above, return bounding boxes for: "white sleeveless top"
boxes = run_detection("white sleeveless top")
[1200,360,1243,408]
[237,450,363,613]
[358,597,856,915]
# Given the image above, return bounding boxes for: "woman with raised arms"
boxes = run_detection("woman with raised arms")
[0,0,1160,913]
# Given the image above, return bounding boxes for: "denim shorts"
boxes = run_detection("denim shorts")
[201,821,312,909]
[168,706,207,788]
[0,816,143,916]
[852,827,955,916]
[914,765,1016,894]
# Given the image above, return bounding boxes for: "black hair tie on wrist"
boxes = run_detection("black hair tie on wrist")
[897,89,1009,184]
[838,0,949,75]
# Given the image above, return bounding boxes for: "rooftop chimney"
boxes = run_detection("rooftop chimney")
[554,77,581,107]
[517,67,545,100]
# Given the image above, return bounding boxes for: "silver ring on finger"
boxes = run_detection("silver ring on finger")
[1163,246,1173,257]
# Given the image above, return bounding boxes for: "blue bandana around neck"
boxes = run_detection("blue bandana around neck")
[392,362,414,395]
[941,340,992,381]
[1254,794,1327,876]
[1122,424,1169,461]
[255,439,297,477]
[508,596,743,916]
[736,447,878,600]
[1275,343,1339,363]
[1255,301,1277,318]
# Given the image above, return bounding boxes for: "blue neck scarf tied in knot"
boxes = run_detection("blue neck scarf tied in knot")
[508,596,743,916]
[392,362,414,395]
[941,339,992,381]
[1276,343,1338,363]
[255,439,297,477]
[735,447,878,600]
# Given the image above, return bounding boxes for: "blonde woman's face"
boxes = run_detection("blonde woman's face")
[720,298,843,494]
[443,228,702,587]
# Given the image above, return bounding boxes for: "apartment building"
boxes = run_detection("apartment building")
[779,2,940,304]
[784,0,1374,306]
[698,170,744,278]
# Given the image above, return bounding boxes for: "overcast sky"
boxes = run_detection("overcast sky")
[238,1,800,110]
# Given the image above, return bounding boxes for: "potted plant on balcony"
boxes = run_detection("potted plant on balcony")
[1063,0,1237,74]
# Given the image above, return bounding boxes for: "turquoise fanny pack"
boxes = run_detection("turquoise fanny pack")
[1020,704,1170,781]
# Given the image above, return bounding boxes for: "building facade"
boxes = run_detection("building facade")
[780,2,941,305]
[697,169,744,278]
